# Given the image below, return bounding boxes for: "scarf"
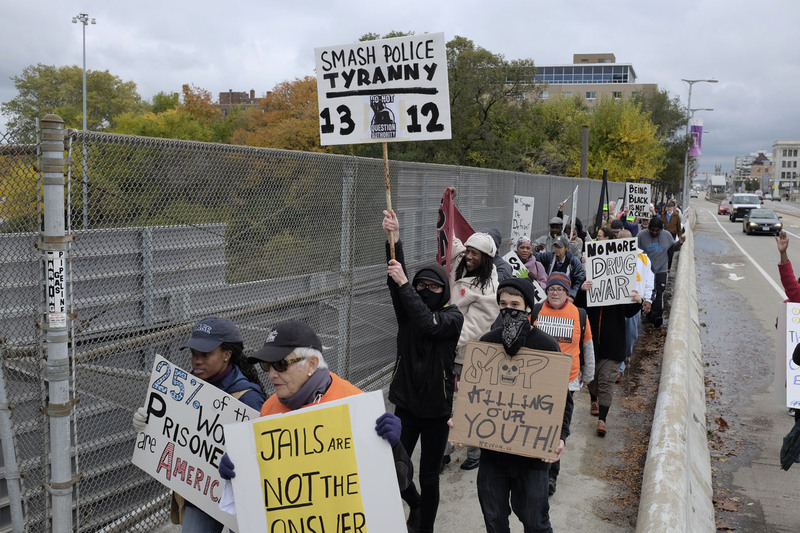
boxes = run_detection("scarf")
[500,307,531,356]
[279,367,332,411]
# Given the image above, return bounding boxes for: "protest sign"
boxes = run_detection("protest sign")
[626,183,651,221]
[224,391,405,533]
[569,186,579,239]
[510,195,535,243]
[131,355,258,531]
[315,33,451,146]
[449,341,571,461]
[500,251,547,302]
[584,238,638,307]
[778,303,800,407]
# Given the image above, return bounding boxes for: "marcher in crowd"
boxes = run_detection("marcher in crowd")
[383,210,464,533]
[512,237,548,288]
[482,227,514,282]
[533,235,586,300]
[617,229,654,379]
[582,280,643,437]
[556,201,589,244]
[536,216,583,258]
[660,200,682,269]
[218,321,412,521]
[637,217,684,329]
[476,277,570,533]
[132,317,267,533]
[532,273,595,497]
[441,197,501,471]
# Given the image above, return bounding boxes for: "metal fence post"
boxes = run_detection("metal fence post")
[39,114,76,533]
[0,344,24,532]
[337,159,355,378]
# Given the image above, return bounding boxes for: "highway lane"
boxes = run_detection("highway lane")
[692,196,798,531]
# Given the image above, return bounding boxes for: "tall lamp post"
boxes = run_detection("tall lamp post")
[681,78,717,206]
[72,13,95,230]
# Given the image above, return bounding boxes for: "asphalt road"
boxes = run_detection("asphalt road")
[692,196,799,532]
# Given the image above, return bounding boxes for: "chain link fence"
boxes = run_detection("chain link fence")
[0,118,628,531]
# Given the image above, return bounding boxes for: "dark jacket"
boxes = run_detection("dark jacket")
[478,326,573,470]
[586,301,642,362]
[214,365,266,411]
[387,241,464,418]
[483,227,513,282]
[533,250,586,299]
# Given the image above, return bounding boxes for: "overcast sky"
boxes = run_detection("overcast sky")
[2,0,798,176]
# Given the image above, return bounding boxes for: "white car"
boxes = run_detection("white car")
[690,191,698,198]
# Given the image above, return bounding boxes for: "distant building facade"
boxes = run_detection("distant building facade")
[532,53,658,105]
[216,89,265,116]
[773,140,800,191]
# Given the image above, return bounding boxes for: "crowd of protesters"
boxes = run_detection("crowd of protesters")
[130,188,685,533]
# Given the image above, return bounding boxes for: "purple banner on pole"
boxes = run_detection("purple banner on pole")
[689,118,703,157]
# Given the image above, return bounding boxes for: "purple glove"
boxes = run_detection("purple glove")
[219,452,235,480]
[375,412,402,447]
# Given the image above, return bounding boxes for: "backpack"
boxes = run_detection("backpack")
[531,303,587,367]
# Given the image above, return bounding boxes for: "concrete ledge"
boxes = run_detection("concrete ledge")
[636,209,715,532]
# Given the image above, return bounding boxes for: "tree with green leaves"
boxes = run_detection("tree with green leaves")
[1,63,145,131]
[633,90,689,190]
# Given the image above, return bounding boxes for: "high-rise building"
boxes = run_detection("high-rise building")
[532,53,657,105]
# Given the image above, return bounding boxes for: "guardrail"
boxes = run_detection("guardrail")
[636,208,715,532]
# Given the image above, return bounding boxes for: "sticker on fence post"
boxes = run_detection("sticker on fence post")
[131,354,259,532]
[449,341,571,461]
[224,391,405,532]
[315,33,451,146]
[584,238,638,307]
[46,251,66,327]
[510,195,535,244]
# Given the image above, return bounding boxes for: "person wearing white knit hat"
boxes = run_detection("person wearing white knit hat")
[443,229,500,471]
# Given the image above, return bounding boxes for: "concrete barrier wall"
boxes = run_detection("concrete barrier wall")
[636,208,715,532]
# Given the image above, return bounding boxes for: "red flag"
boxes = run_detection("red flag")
[436,188,474,273]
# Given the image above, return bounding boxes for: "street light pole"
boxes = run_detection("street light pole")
[681,78,717,207]
[72,13,95,230]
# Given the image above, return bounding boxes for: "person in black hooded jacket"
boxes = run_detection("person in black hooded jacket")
[383,210,464,533]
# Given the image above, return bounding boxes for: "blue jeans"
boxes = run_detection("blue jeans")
[625,311,641,361]
[182,503,223,533]
[477,455,551,533]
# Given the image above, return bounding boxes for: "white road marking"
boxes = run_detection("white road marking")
[705,209,785,298]
[712,262,745,269]
[728,273,745,281]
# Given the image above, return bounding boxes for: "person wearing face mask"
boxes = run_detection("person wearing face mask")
[476,277,568,533]
[382,210,464,533]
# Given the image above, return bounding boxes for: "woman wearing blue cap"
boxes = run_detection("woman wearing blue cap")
[132,316,266,532]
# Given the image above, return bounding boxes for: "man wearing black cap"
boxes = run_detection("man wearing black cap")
[534,235,586,300]
[475,276,568,533]
[382,210,464,533]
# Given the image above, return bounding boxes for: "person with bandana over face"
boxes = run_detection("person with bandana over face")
[476,277,569,533]
[382,210,464,533]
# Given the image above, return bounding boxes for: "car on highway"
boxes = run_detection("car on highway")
[769,192,782,202]
[718,200,730,215]
[690,190,698,198]
[755,189,764,200]
[742,208,782,235]
[729,193,762,222]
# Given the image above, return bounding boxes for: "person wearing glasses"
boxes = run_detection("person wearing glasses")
[132,316,267,532]
[532,273,594,497]
[218,320,412,506]
[382,210,464,533]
